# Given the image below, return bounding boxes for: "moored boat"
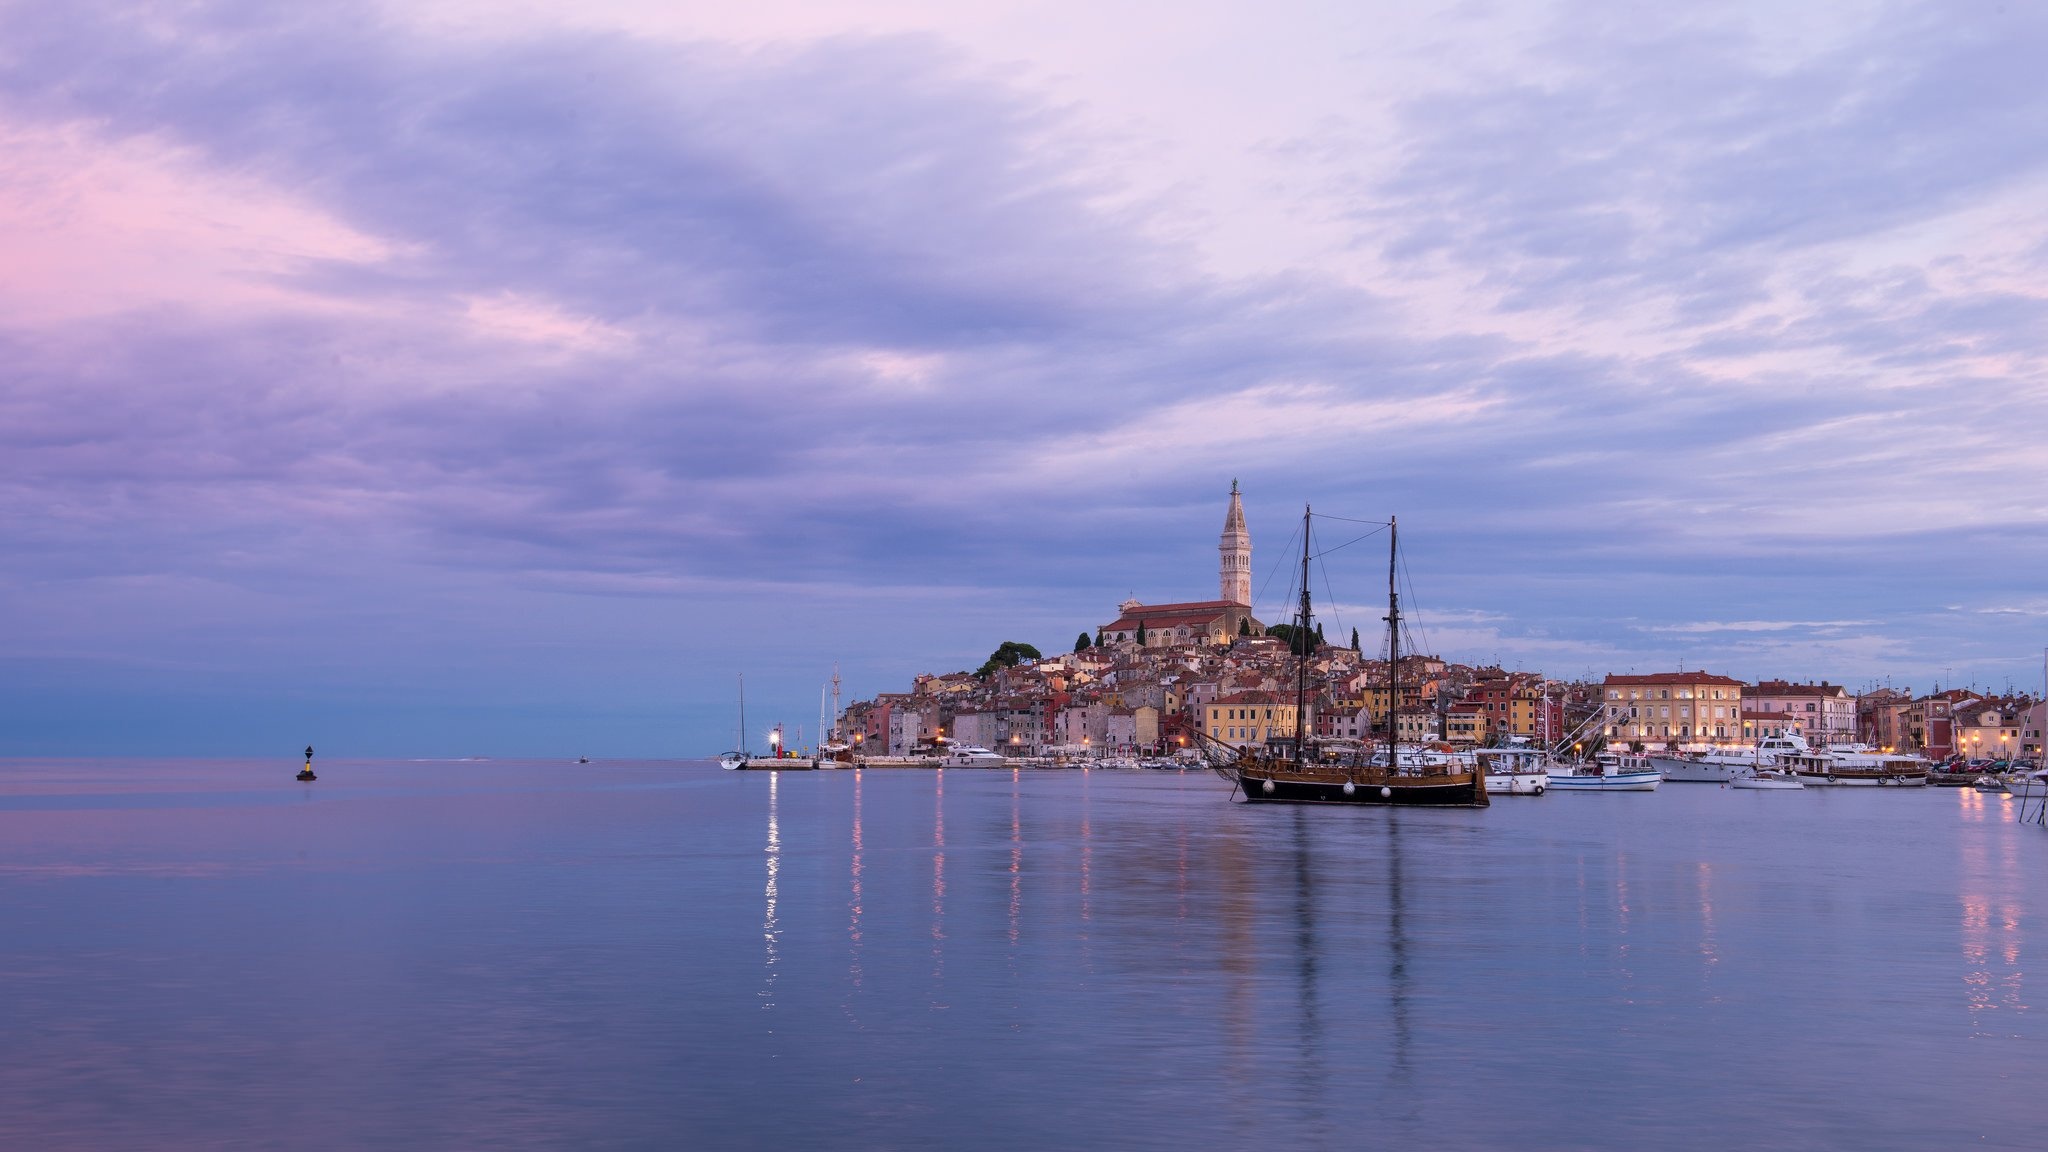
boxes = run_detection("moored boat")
[1548,754,1661,791]
[1648,735,1809,783]
[1475,747,1551,795]
[1787,747,1928,787]
[1730,768,1804,790]
[940,745,1009,768]
[1213,509,1487,809]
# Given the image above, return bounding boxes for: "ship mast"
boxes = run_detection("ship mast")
[1294,504,1312,767]
[1386,516,1400,774]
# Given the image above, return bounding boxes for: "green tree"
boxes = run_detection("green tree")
[1267,623,1317,656]
[1075,631,1092,652]
[1238,617,1251,636]
[1350,627,1360,651]
[975,640,1044,678]
[1135,620,1148,645]
[1094,630,1105,648]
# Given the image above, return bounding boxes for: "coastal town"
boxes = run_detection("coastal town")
[831,485,2046,772]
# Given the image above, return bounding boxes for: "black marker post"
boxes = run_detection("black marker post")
[298,745,317,782]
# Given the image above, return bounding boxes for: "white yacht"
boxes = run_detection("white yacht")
[1475,747,1551,795]
[941,746,1008,768]
[1648,735,1808,783]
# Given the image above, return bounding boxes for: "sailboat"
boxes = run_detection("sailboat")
[1209,509,1488,807]
[719,673,750,770]
[720,675,820,770]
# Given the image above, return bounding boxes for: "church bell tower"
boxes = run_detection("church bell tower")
[1220,480,1251,606]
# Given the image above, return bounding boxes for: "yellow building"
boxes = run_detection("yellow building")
[1204,691,1298,748]
[1603,671,1747,747]
[1444,706,1491,748]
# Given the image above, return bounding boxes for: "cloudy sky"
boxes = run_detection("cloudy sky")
[3,0,2045,755]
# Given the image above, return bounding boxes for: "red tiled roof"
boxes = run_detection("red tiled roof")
[1604,672,1746,686]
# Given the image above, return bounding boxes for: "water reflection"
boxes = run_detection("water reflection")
[1384,815,1416,1116]
[762,771,780,1022]
[932,769,947,1006]
[848,768,863,1001]
[1288,811,1327,1125]
[1008,768,1022,951]
[1960,797,2030,1035]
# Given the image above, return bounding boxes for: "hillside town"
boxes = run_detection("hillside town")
[838,485,2046,769]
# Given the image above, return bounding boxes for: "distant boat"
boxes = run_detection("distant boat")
[941,745,1008,768]
[720,674,752,770]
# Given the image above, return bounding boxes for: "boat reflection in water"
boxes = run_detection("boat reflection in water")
[1211,510,1486,808]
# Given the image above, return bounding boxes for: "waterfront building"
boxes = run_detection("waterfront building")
[1739,708,1797,741]
[1954,698,2032,763]
[1904,690,1963,758]
[1203,691,1297,748]
[1602,671,1747,746]
[1743,680,1856,745]
[1444,705,1490,748]
[1467,674,1565,742]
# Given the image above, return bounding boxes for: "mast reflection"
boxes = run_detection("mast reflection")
[1384,813,1416,1114]
[1288,811,1327,1122]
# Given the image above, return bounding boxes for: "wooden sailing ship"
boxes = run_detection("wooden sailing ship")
[1209,508,1488,808]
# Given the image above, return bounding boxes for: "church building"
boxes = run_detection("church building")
[1097,482,1264,647]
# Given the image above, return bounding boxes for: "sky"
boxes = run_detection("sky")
[2,0,2045,756]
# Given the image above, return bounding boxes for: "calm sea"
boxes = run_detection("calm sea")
[0,758,2039,1150]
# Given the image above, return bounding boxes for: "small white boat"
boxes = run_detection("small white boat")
[941,745,1008,768]
[1730,769,1804,790]
[1475,747,1551,795]
[1549,754,1661,791]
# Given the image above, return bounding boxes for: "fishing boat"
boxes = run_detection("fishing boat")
[1210,510,1487,808]
[1730,768,1804,790]
[1548,753,1662,791]
[1475,746,1551,795]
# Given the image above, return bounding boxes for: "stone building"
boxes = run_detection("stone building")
[1099,482,1263,646]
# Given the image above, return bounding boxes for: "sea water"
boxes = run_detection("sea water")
[0,758,2039,1150]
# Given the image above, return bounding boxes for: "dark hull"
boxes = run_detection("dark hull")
[1231,764,1488,808]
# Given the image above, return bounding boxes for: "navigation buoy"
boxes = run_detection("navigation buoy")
[1380,786,1392,798]
[1342,780,1356,796]
[1261,779,1275,794]
[297,745,317,782]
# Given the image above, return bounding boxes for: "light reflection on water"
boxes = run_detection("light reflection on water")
[0,757,2042,1151]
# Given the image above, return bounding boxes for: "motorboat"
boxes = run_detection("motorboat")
[1475,747,1551,795]
[1648,735,1808,783]
[1730,768,1804,790]
[941,746,1009,768]
[1548,754,1661,791]
[1787,746,1928,787]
